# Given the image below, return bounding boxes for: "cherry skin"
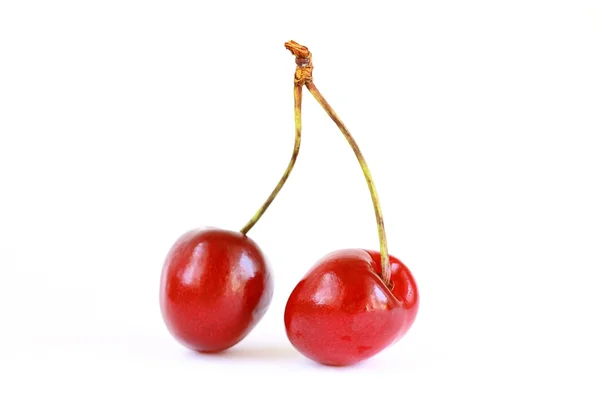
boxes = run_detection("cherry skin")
[160,228,273,352]
[284,249,419,366]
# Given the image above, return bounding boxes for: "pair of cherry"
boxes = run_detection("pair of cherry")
[159,41,419,366]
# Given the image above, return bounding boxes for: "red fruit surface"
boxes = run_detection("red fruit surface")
[160,228,273,352]
[284,249,419,366]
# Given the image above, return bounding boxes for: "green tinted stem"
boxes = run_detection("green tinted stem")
[240,84,302,235]
[305,81,392,287]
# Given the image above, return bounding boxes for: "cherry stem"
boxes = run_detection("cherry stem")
[285,40,392,288]
[240,83,302,235]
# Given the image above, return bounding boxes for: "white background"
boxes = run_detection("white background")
[1,1,599,416]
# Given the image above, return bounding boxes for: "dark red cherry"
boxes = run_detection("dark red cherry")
[160,228,273,352]
[284,249,418,366]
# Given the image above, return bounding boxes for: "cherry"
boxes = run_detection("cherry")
[160,228,273,352]
[159,56,305,352]
[284,249,418,366]
[283,41,419,366]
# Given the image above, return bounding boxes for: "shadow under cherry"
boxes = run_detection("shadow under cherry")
[186,344,301,361]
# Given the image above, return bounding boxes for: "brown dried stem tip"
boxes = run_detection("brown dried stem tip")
[284,40,313,85]
[284,40,311,59]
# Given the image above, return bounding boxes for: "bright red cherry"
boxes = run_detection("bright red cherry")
[284,249,419,366]
[160,228,273,352]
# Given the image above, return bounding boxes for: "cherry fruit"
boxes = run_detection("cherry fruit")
[283,41,420,366]
[284,249,418,366]
[160,228,272,352]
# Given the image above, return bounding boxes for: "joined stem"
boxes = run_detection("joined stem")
[240,83,303,235]
[285,41,392,288]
